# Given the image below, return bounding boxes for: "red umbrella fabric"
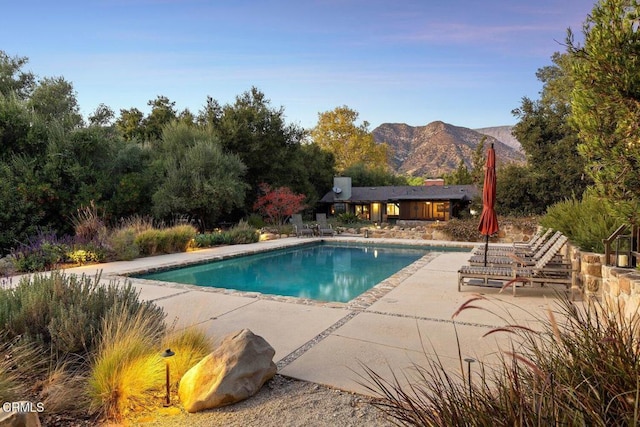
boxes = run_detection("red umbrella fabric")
[478,143,499,266]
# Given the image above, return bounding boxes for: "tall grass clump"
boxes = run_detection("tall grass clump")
[0,333,45,402]
[361,293,640,426]
[162,327,213,387]
[164,224,197,252]
[541,189,619,252]
[87,301,166,420]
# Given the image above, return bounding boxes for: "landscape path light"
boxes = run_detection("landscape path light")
[161,348,175,407]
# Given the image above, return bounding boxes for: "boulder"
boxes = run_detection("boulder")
[178,329,277,413]
[0,402,42,427]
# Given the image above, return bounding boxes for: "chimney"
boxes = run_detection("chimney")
[332,177,352,200]
[424,178,445,186]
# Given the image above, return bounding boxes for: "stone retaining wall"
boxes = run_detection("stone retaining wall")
[601,264,640,319]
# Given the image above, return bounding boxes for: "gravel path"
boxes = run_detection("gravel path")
[131,375,397,427]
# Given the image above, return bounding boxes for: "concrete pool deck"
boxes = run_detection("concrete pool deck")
[43,236,577,396]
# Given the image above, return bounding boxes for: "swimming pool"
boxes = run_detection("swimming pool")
[133,242,459,303]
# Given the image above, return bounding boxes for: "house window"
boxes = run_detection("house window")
[386,203,399,217]
[354,204,370,220]
[333,203,346,214]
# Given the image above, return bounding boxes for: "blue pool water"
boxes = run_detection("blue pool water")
[134,242,455,303]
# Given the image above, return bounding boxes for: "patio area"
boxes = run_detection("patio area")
[56,236,576,396]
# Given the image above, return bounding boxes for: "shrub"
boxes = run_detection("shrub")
[246,213,266,229]
[66,249,101,265]
[228,221,259,244]
[541,189,618,252]
[11,231,70,272]
[337,212,360,224]
[361,293,640,426]
[107,227,140,261]
[194,232,230,247]
[0,271,165,356]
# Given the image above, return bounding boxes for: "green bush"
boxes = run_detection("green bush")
[108,227,140,261]
[0,271,166,356]
[337,212,360,224]
[12,232,70,272]
[194,232,229,247]
[228,221,259,244]
[541,189,618,252]
[246,213,266,229]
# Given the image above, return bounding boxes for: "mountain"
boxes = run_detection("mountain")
[474,125,522,151]
[372,121,525,177]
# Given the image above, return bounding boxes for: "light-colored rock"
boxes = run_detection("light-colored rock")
[0,402,42,427]
[178,329,277,413]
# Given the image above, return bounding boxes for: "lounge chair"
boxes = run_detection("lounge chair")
[472,228,555,257]
[291,214,313,238]
[315,213,335,237]
[459,235,574,296]
[468,231,563,266]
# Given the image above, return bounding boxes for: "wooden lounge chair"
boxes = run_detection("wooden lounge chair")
[468,231,563,266]
[459,235,574,296]
[291,214,313,238]
[472,228,554,256]
[315,213,335,237]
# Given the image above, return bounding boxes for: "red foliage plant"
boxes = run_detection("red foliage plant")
[253,183,306,225]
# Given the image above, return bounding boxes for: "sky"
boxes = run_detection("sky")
[2,0,595,130]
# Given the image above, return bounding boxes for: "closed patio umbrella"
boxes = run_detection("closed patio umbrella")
[478,143,499,266]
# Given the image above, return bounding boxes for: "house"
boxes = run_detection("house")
[319,177,478,223]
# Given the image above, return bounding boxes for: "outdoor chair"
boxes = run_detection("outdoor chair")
[458,235,574,296]
[315,213,335,237]
[472,228,555,257]
[291,214,314,238]
[468,231,563,266]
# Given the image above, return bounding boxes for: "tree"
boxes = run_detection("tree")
[311,106,387,173]
[88,103,115,127]
[0,50,35,99]
[342,162,407,187]
[509,52,590,215]
[115,108,145,141]
[28,76,83,129]
[152,123,247,230]
[212,87,306,213]
[568,0,640,220]
[143,95,177,141]
[442,160,473,185]
[253,183,306,226]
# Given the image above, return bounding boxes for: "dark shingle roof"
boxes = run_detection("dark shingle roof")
[320,185,478,203]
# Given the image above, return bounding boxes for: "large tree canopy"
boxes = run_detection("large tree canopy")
[152,122,247,230]
[568,0,640,220]
[311,106,387,173]
[508,52,589,215]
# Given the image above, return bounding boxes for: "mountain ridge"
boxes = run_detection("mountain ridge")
[372,121,525,177]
